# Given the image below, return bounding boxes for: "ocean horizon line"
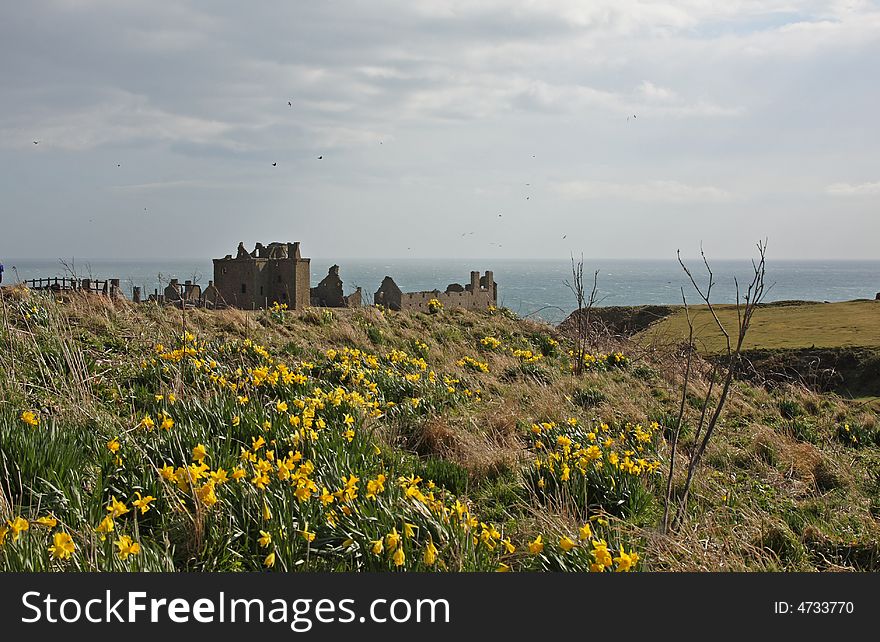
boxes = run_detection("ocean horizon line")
[5,256,880,264]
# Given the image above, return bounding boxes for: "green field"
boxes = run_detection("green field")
[4,289,880,572]
[639,300,880,353]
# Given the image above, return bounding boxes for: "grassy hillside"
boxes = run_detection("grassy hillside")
[638,300,880,353]
[2,287,880,572]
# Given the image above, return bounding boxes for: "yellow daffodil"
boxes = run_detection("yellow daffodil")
[192,444,208,462]
[106,497,129,519]
[35,516,58,528]
[21,410,39,427]
[115,535,141,560]
[614,546,639,572]
[48,532,75,560]
[385,528,401,552]
[560,536,577,552]
[8,517,29,541]
[131,492,155,514]
[258,531,272,548]
[592,539,613,570]
[424,541,438,566]
[578,524,592,541]
[197,482,218,507]
[392,547,405,567]
[528,535,544,555]
[263,552,275,568]
[319,487,335,506]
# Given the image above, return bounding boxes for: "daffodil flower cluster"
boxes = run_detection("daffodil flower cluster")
[567,350,630,372]
[529,418,662,518]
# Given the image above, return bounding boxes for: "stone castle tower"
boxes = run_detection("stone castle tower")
[212,241,310,309]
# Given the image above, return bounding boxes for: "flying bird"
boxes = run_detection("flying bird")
[526,196,530,200]
[33,140,40,145]
[562,234,567,239]
[117,164,121,167]
[272,162,277,166]
[318,155,323,160]
[288,101,292,107]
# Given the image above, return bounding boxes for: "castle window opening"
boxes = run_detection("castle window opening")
[241,283,246,294]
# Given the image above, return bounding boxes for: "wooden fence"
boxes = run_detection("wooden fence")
[25,277,121,296]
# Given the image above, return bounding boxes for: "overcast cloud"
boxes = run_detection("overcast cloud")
[1,0,878,260]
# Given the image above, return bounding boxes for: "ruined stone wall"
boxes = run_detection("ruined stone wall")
[398,288,495,312]
[345,288,362,308]
[213,258,258,308]
[375,271,497,312]
[295,259,311,309]
[374,277,403,310]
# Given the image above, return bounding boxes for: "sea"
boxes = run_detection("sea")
[3,258,878,325]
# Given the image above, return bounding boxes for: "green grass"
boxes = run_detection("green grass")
[639,300,880,353]
[3,289,880,572]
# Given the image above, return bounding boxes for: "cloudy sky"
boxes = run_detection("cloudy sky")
[1,0,878,260]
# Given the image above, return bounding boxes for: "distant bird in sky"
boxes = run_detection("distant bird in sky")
[318,155,323,160]
[498,213,502,217]
[525,183,530,186]
[379,141,383,144]
[288,101,292,107]
[33,140,39,145]
[117,163,121,167]
[562,234,567,239]
[531,154,536,158]
[272,162,277,166]
[526,196,530,200]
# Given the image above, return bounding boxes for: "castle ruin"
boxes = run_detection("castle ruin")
[374,270,497,312]
[212,241,311,309]
[144,242,497,313]
[310,265,362,308]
